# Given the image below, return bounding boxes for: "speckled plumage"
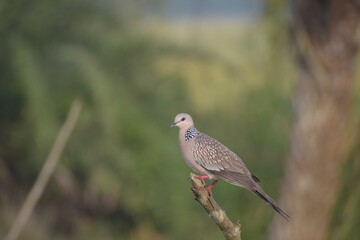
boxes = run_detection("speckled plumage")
[185,126,200,141]
[192,132,251,185]
[172,113,290,220]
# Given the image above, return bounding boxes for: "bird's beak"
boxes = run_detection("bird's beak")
[170,121,180,128]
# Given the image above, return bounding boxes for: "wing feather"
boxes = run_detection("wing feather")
[192,133,255,188]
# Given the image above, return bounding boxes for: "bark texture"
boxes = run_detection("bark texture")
[190,173,241,240]
[268,1,360,240]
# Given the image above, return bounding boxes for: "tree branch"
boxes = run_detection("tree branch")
[189,173,241,240]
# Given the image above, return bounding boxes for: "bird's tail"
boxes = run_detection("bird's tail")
[252,186,290,221]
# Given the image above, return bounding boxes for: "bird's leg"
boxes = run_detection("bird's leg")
[206,180,219,194]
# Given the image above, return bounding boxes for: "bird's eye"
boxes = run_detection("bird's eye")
[181,117,186,121]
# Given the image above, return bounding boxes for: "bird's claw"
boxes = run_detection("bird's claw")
[193,175,209,180]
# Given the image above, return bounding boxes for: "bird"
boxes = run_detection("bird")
[171,113,290,220]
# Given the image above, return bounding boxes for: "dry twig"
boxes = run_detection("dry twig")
[5,98,83,240]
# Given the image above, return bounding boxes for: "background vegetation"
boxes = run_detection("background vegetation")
[0,1,358,239]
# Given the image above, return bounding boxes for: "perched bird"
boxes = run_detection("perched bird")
[171,113,289,220]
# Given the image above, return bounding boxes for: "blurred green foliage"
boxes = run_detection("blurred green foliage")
[0,0,358,240]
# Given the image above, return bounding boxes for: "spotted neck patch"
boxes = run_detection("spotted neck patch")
[185,126,200,141]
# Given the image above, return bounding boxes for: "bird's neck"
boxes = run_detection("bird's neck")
[184,126,200,142]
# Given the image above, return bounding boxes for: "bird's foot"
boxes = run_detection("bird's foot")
[194,175,209,180]
[193,175,209,185]
[205,180,219,195]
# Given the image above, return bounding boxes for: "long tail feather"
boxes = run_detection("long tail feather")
[253,187,290,221]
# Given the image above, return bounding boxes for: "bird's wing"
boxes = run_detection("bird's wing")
[192,133,255,188]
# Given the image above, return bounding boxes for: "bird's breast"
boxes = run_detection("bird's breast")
[178,133,210,177]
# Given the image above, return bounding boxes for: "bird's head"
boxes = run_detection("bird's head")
[171,113,194,129]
